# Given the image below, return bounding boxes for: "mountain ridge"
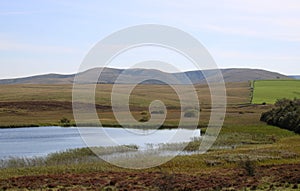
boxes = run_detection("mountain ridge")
[0,68,290,85]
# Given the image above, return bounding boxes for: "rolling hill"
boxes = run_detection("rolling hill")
[289,75,300,79]
[0,68,289,85]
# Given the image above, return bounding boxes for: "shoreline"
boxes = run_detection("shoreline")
[0,123,205,130]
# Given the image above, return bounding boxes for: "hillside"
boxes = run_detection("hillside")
[0,73,74,84]
[0,68,289,84]
[289,75,300,79]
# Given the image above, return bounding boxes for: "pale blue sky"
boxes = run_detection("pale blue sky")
[1,0,300,79]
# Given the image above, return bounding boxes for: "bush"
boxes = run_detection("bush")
[260,98,300,134]
[150,110,164,114]
[238,157,256,176]
[59,117,71,127]
[139,116,149,122]
[139,111,149,122]
[140,111,148,115]
[184,109,199,118]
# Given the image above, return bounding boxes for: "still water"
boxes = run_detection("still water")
[0,126,200,159]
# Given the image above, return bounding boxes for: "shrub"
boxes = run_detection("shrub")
[59,117,71,127]
[140,111,148,115]
[238,157,256,176]
[184,109,199,118]
[139,116,149,122]
[139,111,149,122]
[150,110,164,114]
[260,98,300,134]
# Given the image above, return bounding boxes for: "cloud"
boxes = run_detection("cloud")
[214,50,300,61]
[0,38,77,54]
[228,0,300,14]
[0,11,33,15]
[133,0,300,42]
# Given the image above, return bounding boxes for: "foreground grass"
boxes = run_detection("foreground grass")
[0,134,299,190]
[0,127,299,190]
[252,79,300,104]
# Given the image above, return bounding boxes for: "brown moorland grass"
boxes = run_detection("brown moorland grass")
[1,163,299,190]
[0,82,258,127]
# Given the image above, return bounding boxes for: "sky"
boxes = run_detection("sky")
[1,0,300,79]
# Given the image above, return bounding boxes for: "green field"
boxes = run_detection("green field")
[252,80,300,104]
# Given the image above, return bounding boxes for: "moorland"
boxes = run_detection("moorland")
[0,75,299,190]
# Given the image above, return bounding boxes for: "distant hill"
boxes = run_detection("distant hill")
[0,68,290,85]
[289,75,300,79]
[0,73,74,84]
